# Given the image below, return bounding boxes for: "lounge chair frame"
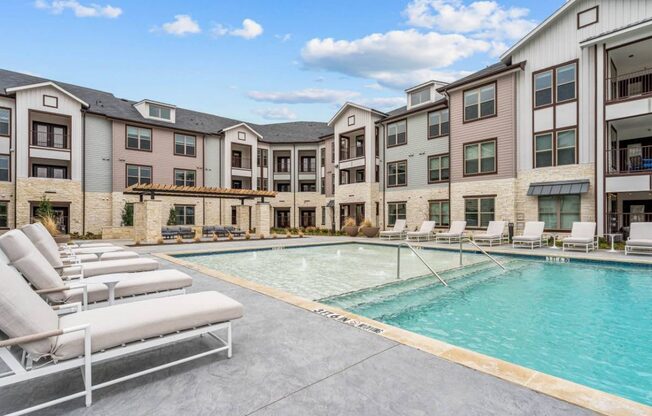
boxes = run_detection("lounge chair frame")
[625,241,652,255]
[562,236,599,253]
[379,231,406,240]
[473,234,509,247]
[512,237,546,249]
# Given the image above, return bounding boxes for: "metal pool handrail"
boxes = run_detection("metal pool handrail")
[396,242,448,286]
[462,239,506,270]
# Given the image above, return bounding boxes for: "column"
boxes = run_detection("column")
[133,199,162,244]
[236,204,251,231]
[255,202,271,237]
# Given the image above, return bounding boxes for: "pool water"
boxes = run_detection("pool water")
[179,243,652,406]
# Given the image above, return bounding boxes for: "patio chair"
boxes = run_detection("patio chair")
[473,221,508,247]
[406,221,437,242]
[625,222,652,255]
[0,230,159,279]
[435,221,467,244]
[512,221,546,249]
[178,227,195,239]
[562,222,597,253]
[0,260,242,414]
[202,225,215,237]
[214,226,229,238]
[161,226,179,239]
[225,226,245,237]
[379,219,407,240]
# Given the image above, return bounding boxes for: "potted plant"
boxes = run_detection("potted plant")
[342,217,359,237]
[359,218,379,238]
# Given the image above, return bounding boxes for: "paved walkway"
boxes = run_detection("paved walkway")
[0,237,600,415]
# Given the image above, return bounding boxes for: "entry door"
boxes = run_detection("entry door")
[340,205,350,227]
[630,205,645,223]
[355,204,365,225]
[276,209,290,228]
[32,205,69,234]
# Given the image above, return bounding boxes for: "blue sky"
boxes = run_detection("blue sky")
[1,0,565,124]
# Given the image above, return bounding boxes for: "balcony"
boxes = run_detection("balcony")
[607,68,652,102]
[231,156,252,170]
[605,145,652,175]
[30,130,69,150]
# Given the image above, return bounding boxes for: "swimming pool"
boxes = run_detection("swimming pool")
[177,243,652,406]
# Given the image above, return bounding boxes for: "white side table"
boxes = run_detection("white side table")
[544,233,559,249]
[605,233,622,253]
[83,274,128,305]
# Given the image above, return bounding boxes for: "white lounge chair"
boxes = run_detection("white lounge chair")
[28,223,125,257]
[473,221,508,247]
[380,219,407,240]
[562,222,597,253]
[512,221,546,249]
[0,260,242,414]
[406,221,437,242]
[22,223,139,265]
[435,221,467,244]
[625,222,652,255]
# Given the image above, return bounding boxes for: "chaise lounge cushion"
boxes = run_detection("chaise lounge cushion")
[55,291,244,360]
[68,257,159,278]
[627,239,652,247]
[98,251,140,261]
[512,235,541,242]
[563,237,593,244]
[22,223,68,268]
[71,246,125,255]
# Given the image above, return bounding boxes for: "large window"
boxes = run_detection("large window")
[300,182,316,192]
[410,87,431,106]
[275,209,290,228]
[428,154,449,183]
[534,129,576,168]
[465,197,495,228]
[355,135,365,157]
[257,177,268,191]
[174,134,195,156]
[32,122,67,149]
[534,70,553,107]
[300,156,316,173]
[538,195,580,230]
[174,169,196,186]
[320,148,325,167]
[556,64,576,102]
[464,140,496,175]
[276,182,290,192]
[387,202,406,227]
[149,105,171,120]
[300,208,316,228]
[387,120,406,147]
[276,156,290,172]
[174,205,195,225]
[126,126,152,151]
[0,155,8,181]
[464,84,495,121]
[340,170,349,185]
[387,160,407,187]
[32,164,67,179]
[0,108,9,136]
[429,201,449,226]
[0,202,7,228]
[355,169,365,183]
[534,133,553,168]
[126,164,152,187]
[428,109,449,138]
[257,148,268,168]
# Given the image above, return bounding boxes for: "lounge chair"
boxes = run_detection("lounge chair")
[0,260,242,414]
[0,230,159,279]
[379,219,407,240]
[202,225,215,237]
[225,226,245,237]
[562,222,597,253]
[435,221,467,244]
[214,226,229,238]
[406,221,437,242]
[162,226,179,239]
[178,226,195,239]
[473,221,508,247]
[512,221,546,249]
[625,222,652,255]
[28,223,126,256]
[22,223,139,265]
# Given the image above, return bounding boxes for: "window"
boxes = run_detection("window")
[174,169,195,186]
[428,155,449,183]
[331,173,335,193]
[126,126,152,151]
[429,201,449,226]
[174,205,195,225]
[534,130,576,168]
[149,105,171,120]
[428,109,449,138]
[257,149,268,168]
[387,161,407,187]
[340,136,350,160]
[0,108,9,136]
[0,155,8,181]
[355,135,365,157]
[32,165,67,179]
[464,84,495,121]
[320,148,325,167]
[32,122,67,149]
[538,195,580,230]
[348,115,355,126]
[556,129,576,165]
[300,208,316,228]
[231,206,237,225]
[464,140,496,175]
[174,134,195,156]
[276,156,290,172]
[375,165,379,183]
[232,150,243,168]
[0,202,7,228]
[320,177,325,194]
[276,182,290,192]
[534,133,553,168]
[275,209,290,228]
[556,64,576,102]
[465,197,495,228]
[387,202,406,227]
[387,120,406,147]
[534,71,553,107]
[300,182,316,192]
[321,207,326,225]
[231,180,242,189]
[300,156,316,173]
[355,169,365,183]
[257,177,268,191]
[126,164,151,187]
[238,132,246,141]
[340,170,350,185]
[410,87,431,106]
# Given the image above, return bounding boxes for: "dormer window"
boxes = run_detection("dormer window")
[149,104,171,120]
[134,100,176,123]
[409,87,431,107]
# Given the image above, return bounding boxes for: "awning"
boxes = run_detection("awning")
[527,180,590,196]
[326,200,335,208]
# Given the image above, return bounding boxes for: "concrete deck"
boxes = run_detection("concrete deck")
[0,236,623,415]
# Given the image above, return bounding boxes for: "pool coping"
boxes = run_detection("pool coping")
[156,241,652,416]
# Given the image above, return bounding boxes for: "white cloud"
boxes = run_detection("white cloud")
[275,33,292,42]
[359,96,406,110]
[213,18,263,40]
[253,107,298,121]
[35,0,122,18]
[301,29,488,89]
[364,83,384,90]
[248,88,359,104]
[160,14,201,36]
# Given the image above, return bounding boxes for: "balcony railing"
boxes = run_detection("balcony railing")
[299,163,316,173]
[231,156,252,169]
[608,68,652,102]
[605,212,652,234]
[605,145,652,175]
[275,161,290,173]
[30,131,69,149]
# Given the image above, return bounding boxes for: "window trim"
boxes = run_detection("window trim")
[556,64,577,104]
[463,195,496,229]
[0,107,10,138]
[43,95,58,109]
[428,199,450,227]
[0,200,8,229]
[462,81,497,123]
[427,108,450,139]
[387,119,407,148]
[577,5,599,29]
[173,168,196,187]
[532,127,578,168]
[533,70,553,109]
[125,125,153,153]
[532,60,578,109]
[538,194,581,231]
[386,160,408,188]
[386,201,407,227]
[409,86,431,107]
[0,154,10,182]
[173,133,197,157]
[125,164,153,188]
[31,164,68,179]
[427,153,450,184]
[462,138,497,177]
[148,104,172,121]
[174,204,196,226]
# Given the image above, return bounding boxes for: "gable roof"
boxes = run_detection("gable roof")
[220,122,263,139]
[327,102,387,126]
[5,81,89,107]
[437,61,525,92]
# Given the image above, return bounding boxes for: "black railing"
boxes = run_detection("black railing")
[605,145,652,174]
[608,68,652,102]
[605,212,652,235]
[31,130,69,149]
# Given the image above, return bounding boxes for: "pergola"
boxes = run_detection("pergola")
[124,183,276,202]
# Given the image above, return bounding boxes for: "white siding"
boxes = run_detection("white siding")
[85,114,112,192]
[203,135,222,187]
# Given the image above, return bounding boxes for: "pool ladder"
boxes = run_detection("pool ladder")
[396,242,448,286]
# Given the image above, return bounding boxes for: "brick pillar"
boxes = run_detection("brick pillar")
[255,202,271,237]
[133,199,162,244]
[236,204,251,231]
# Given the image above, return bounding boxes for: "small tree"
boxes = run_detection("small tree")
[36,195,54,220]
[167,208,177,226]
[121,203,133,226]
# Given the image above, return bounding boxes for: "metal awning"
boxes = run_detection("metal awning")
[527,180,590,196]
[326,200,335,208]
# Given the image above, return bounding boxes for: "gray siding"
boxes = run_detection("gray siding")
[204,135,222,187]
[84,115,112,192]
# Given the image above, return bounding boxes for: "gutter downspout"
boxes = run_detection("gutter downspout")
[292,143,296,229]
[81,110,86,235]
[12,103,17,229]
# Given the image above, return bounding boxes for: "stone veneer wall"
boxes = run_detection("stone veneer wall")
[0,183,15,230]
[380,187,449,231]
[450,178,517,235]
[335,182,380,229]
[16,178,83,233]
[84,192,113,234]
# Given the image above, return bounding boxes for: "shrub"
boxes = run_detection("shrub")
[40,215,60,237]
[36,195,54,220]
[175,235,183,244]
[272,233,278,239]
[121,202,133,226]
[258,233,265,240]
[298,230,304,238]
[245,231,251,240]
[227,233,234,241]
[156,236,164,244]
[360,218,373,228]
[167,208,177,226]
[212,232,218,242]
[343,217,356,227]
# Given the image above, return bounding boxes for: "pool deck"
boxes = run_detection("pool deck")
[2,236,651,415]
